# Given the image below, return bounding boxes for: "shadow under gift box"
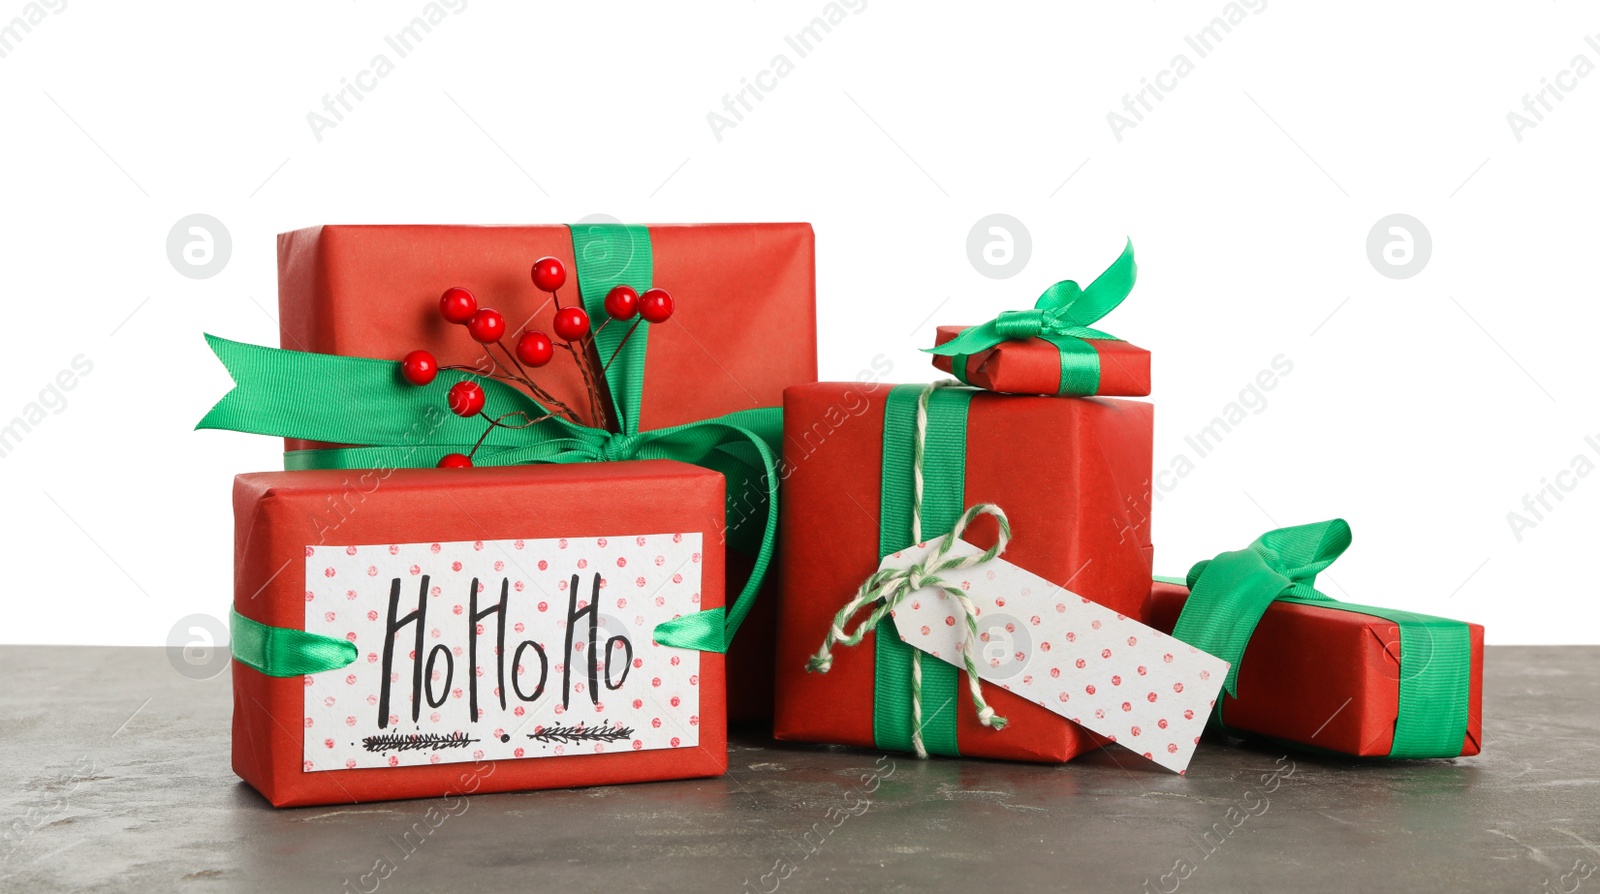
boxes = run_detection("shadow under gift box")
[930,326,1151,397]
[277,223,816,723]
[232,461,727,807]
[1145,581,1484,757]
[772,383,1154,761]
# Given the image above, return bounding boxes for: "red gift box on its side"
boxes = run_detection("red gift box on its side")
[773,383,1154,762]
[277,223,815,721]
[931,326,1151,397]
[1145,581,1484,757]
[232,461,727,807]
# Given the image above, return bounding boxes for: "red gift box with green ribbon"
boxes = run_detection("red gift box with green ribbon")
[772,381,1154,761]
[270,222,814,718]
[1145,521,1484,758]
[229,461,730,807]
[927,240,1150,397]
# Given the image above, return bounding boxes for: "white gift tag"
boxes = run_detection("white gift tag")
[885,540,1228,773]
[302,533,702,772]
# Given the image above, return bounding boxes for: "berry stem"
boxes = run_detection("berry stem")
[489,342,583,424]
[470,410,557,459]
[600,319,643,377]
[563,340,609,430]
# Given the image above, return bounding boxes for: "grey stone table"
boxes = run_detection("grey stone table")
[1,646,1596,893]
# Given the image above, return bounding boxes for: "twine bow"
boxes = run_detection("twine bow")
[806,381,1010,758]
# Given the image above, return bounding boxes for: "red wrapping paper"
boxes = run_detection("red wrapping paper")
[931,326,1151,397]
[1145,581,1483,757]
[277,223,815,721]
[772,383,1154,762]
[232,461,727,807]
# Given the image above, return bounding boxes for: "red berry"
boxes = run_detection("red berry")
[516,331,554,367]
[604,285,639,320]
[437,453,473,469]
[639,288,674,324]
[553,306,590,341]
[531,257,567,293]
[400,350,438,386]
[448,381,486,417]
[439,288,476,324]
[466,309,506,344]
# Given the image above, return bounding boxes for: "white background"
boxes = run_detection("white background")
[0,1,1594,647]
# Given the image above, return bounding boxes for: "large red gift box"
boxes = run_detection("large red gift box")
[232,461,727,807]
[772,383,1154,761]
[1145,581,1484,757]
[276,223,814,720]
[930,326,1151,397]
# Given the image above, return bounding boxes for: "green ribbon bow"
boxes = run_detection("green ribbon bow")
[201,224,779,669]
[925,239,1136,395]
[1170,519,1473,759]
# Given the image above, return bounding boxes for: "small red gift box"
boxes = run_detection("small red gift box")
[931,327,1151,397]
[276,223,814,721]
[231,461,727,807]
[772,383,1154,761]
[1145,580,1484,757]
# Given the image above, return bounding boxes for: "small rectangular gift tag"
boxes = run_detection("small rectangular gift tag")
[887,541,1227,773]
[303,533,702,772]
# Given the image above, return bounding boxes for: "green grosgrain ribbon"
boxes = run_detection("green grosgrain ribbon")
[1169,519,1473,759]
[924,239,1137,395]
[200,224,779,668]
[872,383,976,757]
[230,608,357,677]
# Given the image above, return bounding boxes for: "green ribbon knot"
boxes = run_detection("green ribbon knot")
[925,239,1136,395]
[1170,519,1474,759]
[204,224,779,666]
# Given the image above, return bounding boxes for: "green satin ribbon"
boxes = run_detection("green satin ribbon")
[924,239,1136,396]
[230,607,357,677]
[202,224,779,660]
[1170,519,1473,759]
[872,384,974,756]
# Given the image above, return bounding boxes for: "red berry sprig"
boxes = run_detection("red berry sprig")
[516,331,553,367]
[638,288,674,324]
[447,381,486,417]
[553,306,590,341]
[401,350,438,386]
[439,287,476,324]
[604,285,638,320]
[466,308,506,344]
[400,257,680,468]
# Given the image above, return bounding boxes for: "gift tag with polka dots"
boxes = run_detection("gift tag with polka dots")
[887,539,1228,773]
[301,533,703,773]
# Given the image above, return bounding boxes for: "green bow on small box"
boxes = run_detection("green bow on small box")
[1170,519,1475,759]
[926,239,1136,395]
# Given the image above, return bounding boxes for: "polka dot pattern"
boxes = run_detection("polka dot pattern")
[885,538,1231,773]
[301,533,703,773]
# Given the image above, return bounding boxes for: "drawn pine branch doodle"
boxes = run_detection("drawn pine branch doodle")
[362,731,481,753]
[529,722,636,745]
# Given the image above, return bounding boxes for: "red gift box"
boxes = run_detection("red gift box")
[276,223,814,721]
[1145,581,1484,757]
[231,461,727,807]
[931,326,1151,397]
[772,383,1154,761]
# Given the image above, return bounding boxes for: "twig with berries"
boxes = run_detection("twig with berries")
[395,256,675,469]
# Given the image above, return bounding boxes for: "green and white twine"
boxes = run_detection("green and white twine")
[807,381,1011,759]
